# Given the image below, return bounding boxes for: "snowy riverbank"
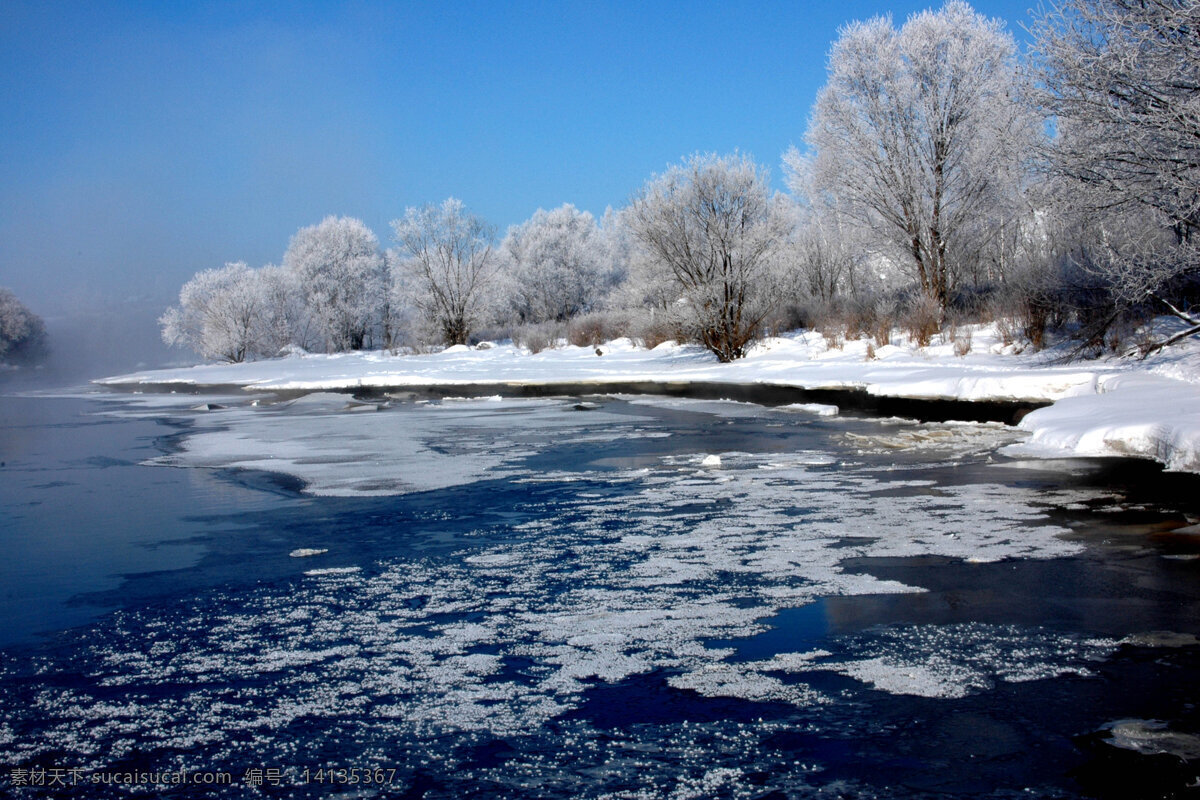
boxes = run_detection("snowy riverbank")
[98,323,1200,474]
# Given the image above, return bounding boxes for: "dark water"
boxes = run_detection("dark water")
[1,391,1199,799]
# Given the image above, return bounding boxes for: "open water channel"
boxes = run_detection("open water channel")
[1,389,1199,798]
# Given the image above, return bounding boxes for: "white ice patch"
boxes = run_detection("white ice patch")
[810,623,1115,698]
[94,392,255,417]
[667,663,826,705]
[1102,719,1200,761]
[138,396,651,497]
[289,548,328,558]
[778,403,839,417]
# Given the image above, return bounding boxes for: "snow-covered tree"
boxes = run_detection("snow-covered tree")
[799,0,1039,311]
[0,287,46,364]
[608,210,677,315]
[255,263,313,354]
[1031,0,1200,310]
[500,204,610,324]
[628,152,789,362]
[598,206,634,292]
[283,216,385,352]
[391,198,498,346]
[160,262,270,363]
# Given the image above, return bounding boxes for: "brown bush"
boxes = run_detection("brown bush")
[512,322,564,354]
[567,311,631,347]
[901,295,942,347]
[950,325,973,357]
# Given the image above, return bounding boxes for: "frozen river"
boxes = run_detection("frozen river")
[1,390,1198,798]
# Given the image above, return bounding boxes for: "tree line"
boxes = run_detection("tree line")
[162,0,1200,364]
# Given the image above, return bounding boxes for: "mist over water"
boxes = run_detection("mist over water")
[2,301,181,389]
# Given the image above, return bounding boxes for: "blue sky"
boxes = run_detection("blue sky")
[0,0,1039,317]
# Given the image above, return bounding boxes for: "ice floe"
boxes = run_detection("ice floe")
[1102,719,1200,761]
[804,623,1115,699]
[0,395,1129,796]
[140,395,653,497]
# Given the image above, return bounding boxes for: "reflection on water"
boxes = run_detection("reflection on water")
[0,391,1198,798]
[0,396,289,645]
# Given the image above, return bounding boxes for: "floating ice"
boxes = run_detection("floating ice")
[139,396,652,497]
[1102,719,1200,761]
[0,395,1120,791]
[1119,631,1200,648]
[779,402,839,416]
[809,623,1115,698]
[289,548,328,558]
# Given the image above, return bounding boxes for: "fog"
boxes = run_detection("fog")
[1,300,179,390]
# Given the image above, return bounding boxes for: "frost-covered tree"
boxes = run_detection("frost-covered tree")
[283,216,385,352]
[628,152,789,362]
[788,210,869,305]
[500,204,610,324]
[391,198,498,346]
[0,287,46,364]
[799,0,1039,311]
[160,262,270,363]
[608,208,677,314]
[598,206,634,292]
[255,263,313,354]
[1031,0,1200,323]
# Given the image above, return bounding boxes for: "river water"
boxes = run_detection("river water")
[1,390,1198,799]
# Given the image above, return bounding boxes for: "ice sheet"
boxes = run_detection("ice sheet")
[0,404,1113,782]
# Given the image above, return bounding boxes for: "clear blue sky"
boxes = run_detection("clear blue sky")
[0,0,1039,318]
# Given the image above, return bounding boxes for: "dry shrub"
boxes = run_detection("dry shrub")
[761,303,810,338]
[1103,315,1141,354]
[843,304,874,341]
[865,341,876,360]
[1020,303,1050,351]
[952,326,973,357]
[838,294,894,347]
[633,314,680,350]
[901,294,942,347]
[513,322,564,354]
[995,315,1019,348]
[945,318,974,357]
[568,311,630,347]
[873,318,893,347]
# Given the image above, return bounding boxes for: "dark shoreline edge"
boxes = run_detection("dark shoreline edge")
[95,379,1049,425]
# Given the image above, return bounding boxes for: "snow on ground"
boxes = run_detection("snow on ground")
[1005,367,1200,473]
[98,322,1200,474]
[99,329,1101,402]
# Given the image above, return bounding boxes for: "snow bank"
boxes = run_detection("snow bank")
[1006,371,1200,472]
[97,323,1200,474]
[98,328,1099,402]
